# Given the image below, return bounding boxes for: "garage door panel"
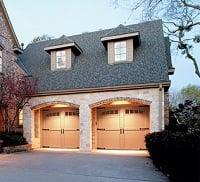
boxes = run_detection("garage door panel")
[64,117,79,130]
[97,131,120,149]
[124,116,146,129]
[124,130,147,150]
[63,131,80,149]
[42,130,61,148]
[45,118,61,130]
[98,116,120,130]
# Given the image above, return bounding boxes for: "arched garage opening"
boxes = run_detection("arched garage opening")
[90,98,151,150]
[32,102,80,149]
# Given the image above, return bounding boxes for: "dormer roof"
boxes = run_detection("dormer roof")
[44,35,82,56]
[101,24,141,49]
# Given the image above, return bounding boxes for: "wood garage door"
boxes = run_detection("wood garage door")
[97,107,149,150]
[42,109,80,149]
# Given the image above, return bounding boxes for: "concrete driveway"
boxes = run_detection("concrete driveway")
[0,151,168,182]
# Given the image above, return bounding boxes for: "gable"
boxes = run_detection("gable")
[0,0,20,48]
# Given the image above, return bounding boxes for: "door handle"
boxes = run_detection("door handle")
[61,129,64,134]
[120,129,125,134]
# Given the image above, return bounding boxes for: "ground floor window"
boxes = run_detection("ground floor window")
[18,110,23,126]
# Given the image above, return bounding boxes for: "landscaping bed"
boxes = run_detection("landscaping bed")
[145,130,200,182]
[145,101,200,182]
[0,132,31,153]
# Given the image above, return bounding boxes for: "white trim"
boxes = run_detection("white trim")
[44,43,75,51]
[101,32,139,42]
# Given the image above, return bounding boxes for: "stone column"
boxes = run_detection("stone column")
[79,104,92,152]
[23,105,33,145]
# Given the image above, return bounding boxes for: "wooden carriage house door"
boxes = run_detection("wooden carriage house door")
[42,109,80,149]
[97,107,149,150]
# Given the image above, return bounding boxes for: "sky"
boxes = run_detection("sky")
[3,0,199,90]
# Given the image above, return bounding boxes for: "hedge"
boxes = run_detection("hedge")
[0,132,27,148]
[145,130,200,182]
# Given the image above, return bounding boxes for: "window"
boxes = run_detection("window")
[114,41,126,62]
[34,110,39,138]
[0,50,2,72]
[56,51,66,69]
[19,110,23,126]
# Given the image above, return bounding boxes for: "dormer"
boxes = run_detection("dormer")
[101,24,141,64]
[44,36,82,71]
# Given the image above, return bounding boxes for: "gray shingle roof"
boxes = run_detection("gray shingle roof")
[45,35,74,47]
[164,37,174,69]
[18,20,171,93]
[102,24,135,37]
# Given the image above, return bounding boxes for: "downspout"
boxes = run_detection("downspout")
[159,84,163,131]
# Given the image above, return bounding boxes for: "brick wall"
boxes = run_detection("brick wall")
[164,91,169,125]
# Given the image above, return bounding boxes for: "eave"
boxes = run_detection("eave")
[44,42,82,56]
[101,32,141,49]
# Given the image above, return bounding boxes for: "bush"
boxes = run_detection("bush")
[145,130,200,182]
[0,132,27,147]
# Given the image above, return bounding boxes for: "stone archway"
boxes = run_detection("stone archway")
[90,97,151,108]
[31,101,79,110]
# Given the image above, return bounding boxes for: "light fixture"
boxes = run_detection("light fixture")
[110,101,131,105]
[51,104,69,108]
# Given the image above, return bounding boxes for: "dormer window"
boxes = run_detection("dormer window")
[114,41,126,62]
[56,50,66,69]
[100,25,141,65]
[44,38,82,71]
[0,50,2,72]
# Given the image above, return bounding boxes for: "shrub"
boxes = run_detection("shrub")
[0,132,27,147]
[145,130,200,182]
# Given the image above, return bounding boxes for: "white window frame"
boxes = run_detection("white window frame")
[56,50,66,69]
[0,50,2,72]
[114,41,127,62]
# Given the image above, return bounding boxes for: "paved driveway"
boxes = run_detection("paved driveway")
[0,151,168,182]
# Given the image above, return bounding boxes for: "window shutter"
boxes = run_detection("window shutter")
[108,42,115,64]
[51,51,56,71]
[126,39,134,62]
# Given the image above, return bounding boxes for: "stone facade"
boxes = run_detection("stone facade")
[0,2,24,131]
[0,5,23,76]
[23,87,165,151]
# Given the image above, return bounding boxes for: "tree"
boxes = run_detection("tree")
[0,74,37,133]
[181,84,200,103]
[113,0,200,78]
[31,34,53,43]
[169,85,200,108]
[169,90,183,108]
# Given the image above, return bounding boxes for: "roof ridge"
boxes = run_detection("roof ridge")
[26,19,162,48]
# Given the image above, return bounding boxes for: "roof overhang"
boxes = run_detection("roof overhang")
[168,68,175,75]
[13,47,23,54]
[31,82,171,97]
[101,32,141,49]
[44,42,82,56]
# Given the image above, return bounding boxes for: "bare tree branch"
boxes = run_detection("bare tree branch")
[181,0,200,10]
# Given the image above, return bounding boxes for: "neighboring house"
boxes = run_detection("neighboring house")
[2,0,174,151]
[0,0,24,132]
